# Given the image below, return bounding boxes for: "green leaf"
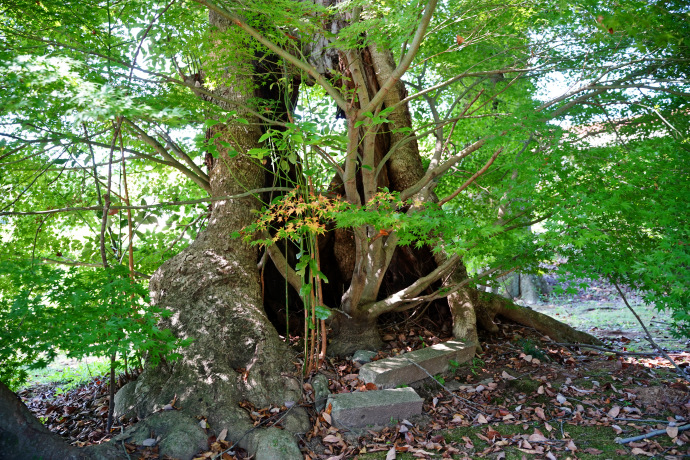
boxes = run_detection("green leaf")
[314,305,332,320]
[299,283,312,297]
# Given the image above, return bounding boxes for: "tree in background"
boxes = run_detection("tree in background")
[0,0,687,458]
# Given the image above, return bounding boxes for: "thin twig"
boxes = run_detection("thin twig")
[438,147,503,205]
[611,279,690,382]
[40,258,150,279]
[553,343,660,357]
[614,418,679,423]
[403,356,454,395]
[121,440,132,460]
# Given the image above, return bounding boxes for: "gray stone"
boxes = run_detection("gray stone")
[113,381,137,419]
[281,406,311,434]
[312,373,330,413]
[113,411,207,460]
[444,380,463,392]
[252,427,302,460]
[498,273,520,299]
[520,274,540,304]
[327,388,423,428]
[535,276,552,296]
[352,350,377,364]
[359,340,474,389]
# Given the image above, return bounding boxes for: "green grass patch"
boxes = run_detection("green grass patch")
[442,421,636,459]
[532,300,677,352]
[22,355,111,394]
[507,377,541,394]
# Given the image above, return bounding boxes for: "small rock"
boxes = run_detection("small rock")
[311,373,330,413]
[444,380,462,392]
[281,407,311,434]
[352,350,377,364]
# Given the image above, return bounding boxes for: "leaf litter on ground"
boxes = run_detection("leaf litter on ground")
[20,320,690,459]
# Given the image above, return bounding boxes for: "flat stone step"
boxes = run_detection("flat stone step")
[327,388,423,428]
[358,340,475,389]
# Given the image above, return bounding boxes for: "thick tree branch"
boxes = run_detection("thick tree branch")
[156,129,210,181]
[263,240,302,294]
[400,138,486,201]
[360,0,439,117]
[368,253,460,316]
[194,0,349,112]
[398,67,537,109]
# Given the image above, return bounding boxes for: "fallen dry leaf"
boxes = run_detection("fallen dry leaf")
[535,407,546,420]
[608,405,621,418]
[385,446,396,460]
[528,431,548,442]
[631,447,654,456]
[501,371,517,380]
[667,425,679,438]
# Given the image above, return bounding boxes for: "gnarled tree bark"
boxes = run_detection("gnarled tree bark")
[114,10,305,460]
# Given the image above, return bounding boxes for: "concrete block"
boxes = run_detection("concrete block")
[327,388,422,428]
[359,340,475,389]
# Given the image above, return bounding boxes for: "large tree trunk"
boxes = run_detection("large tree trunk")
[315,34,598,356]
[320,42,484,355]
[113,11,305,460]
[2,5,603,460]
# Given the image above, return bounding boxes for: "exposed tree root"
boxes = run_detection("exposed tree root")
[475,291,605,346]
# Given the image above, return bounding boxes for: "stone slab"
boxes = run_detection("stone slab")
[358,340,475,389]
[327,388,422,428]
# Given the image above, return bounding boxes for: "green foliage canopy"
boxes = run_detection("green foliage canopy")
[0,0,688,386]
